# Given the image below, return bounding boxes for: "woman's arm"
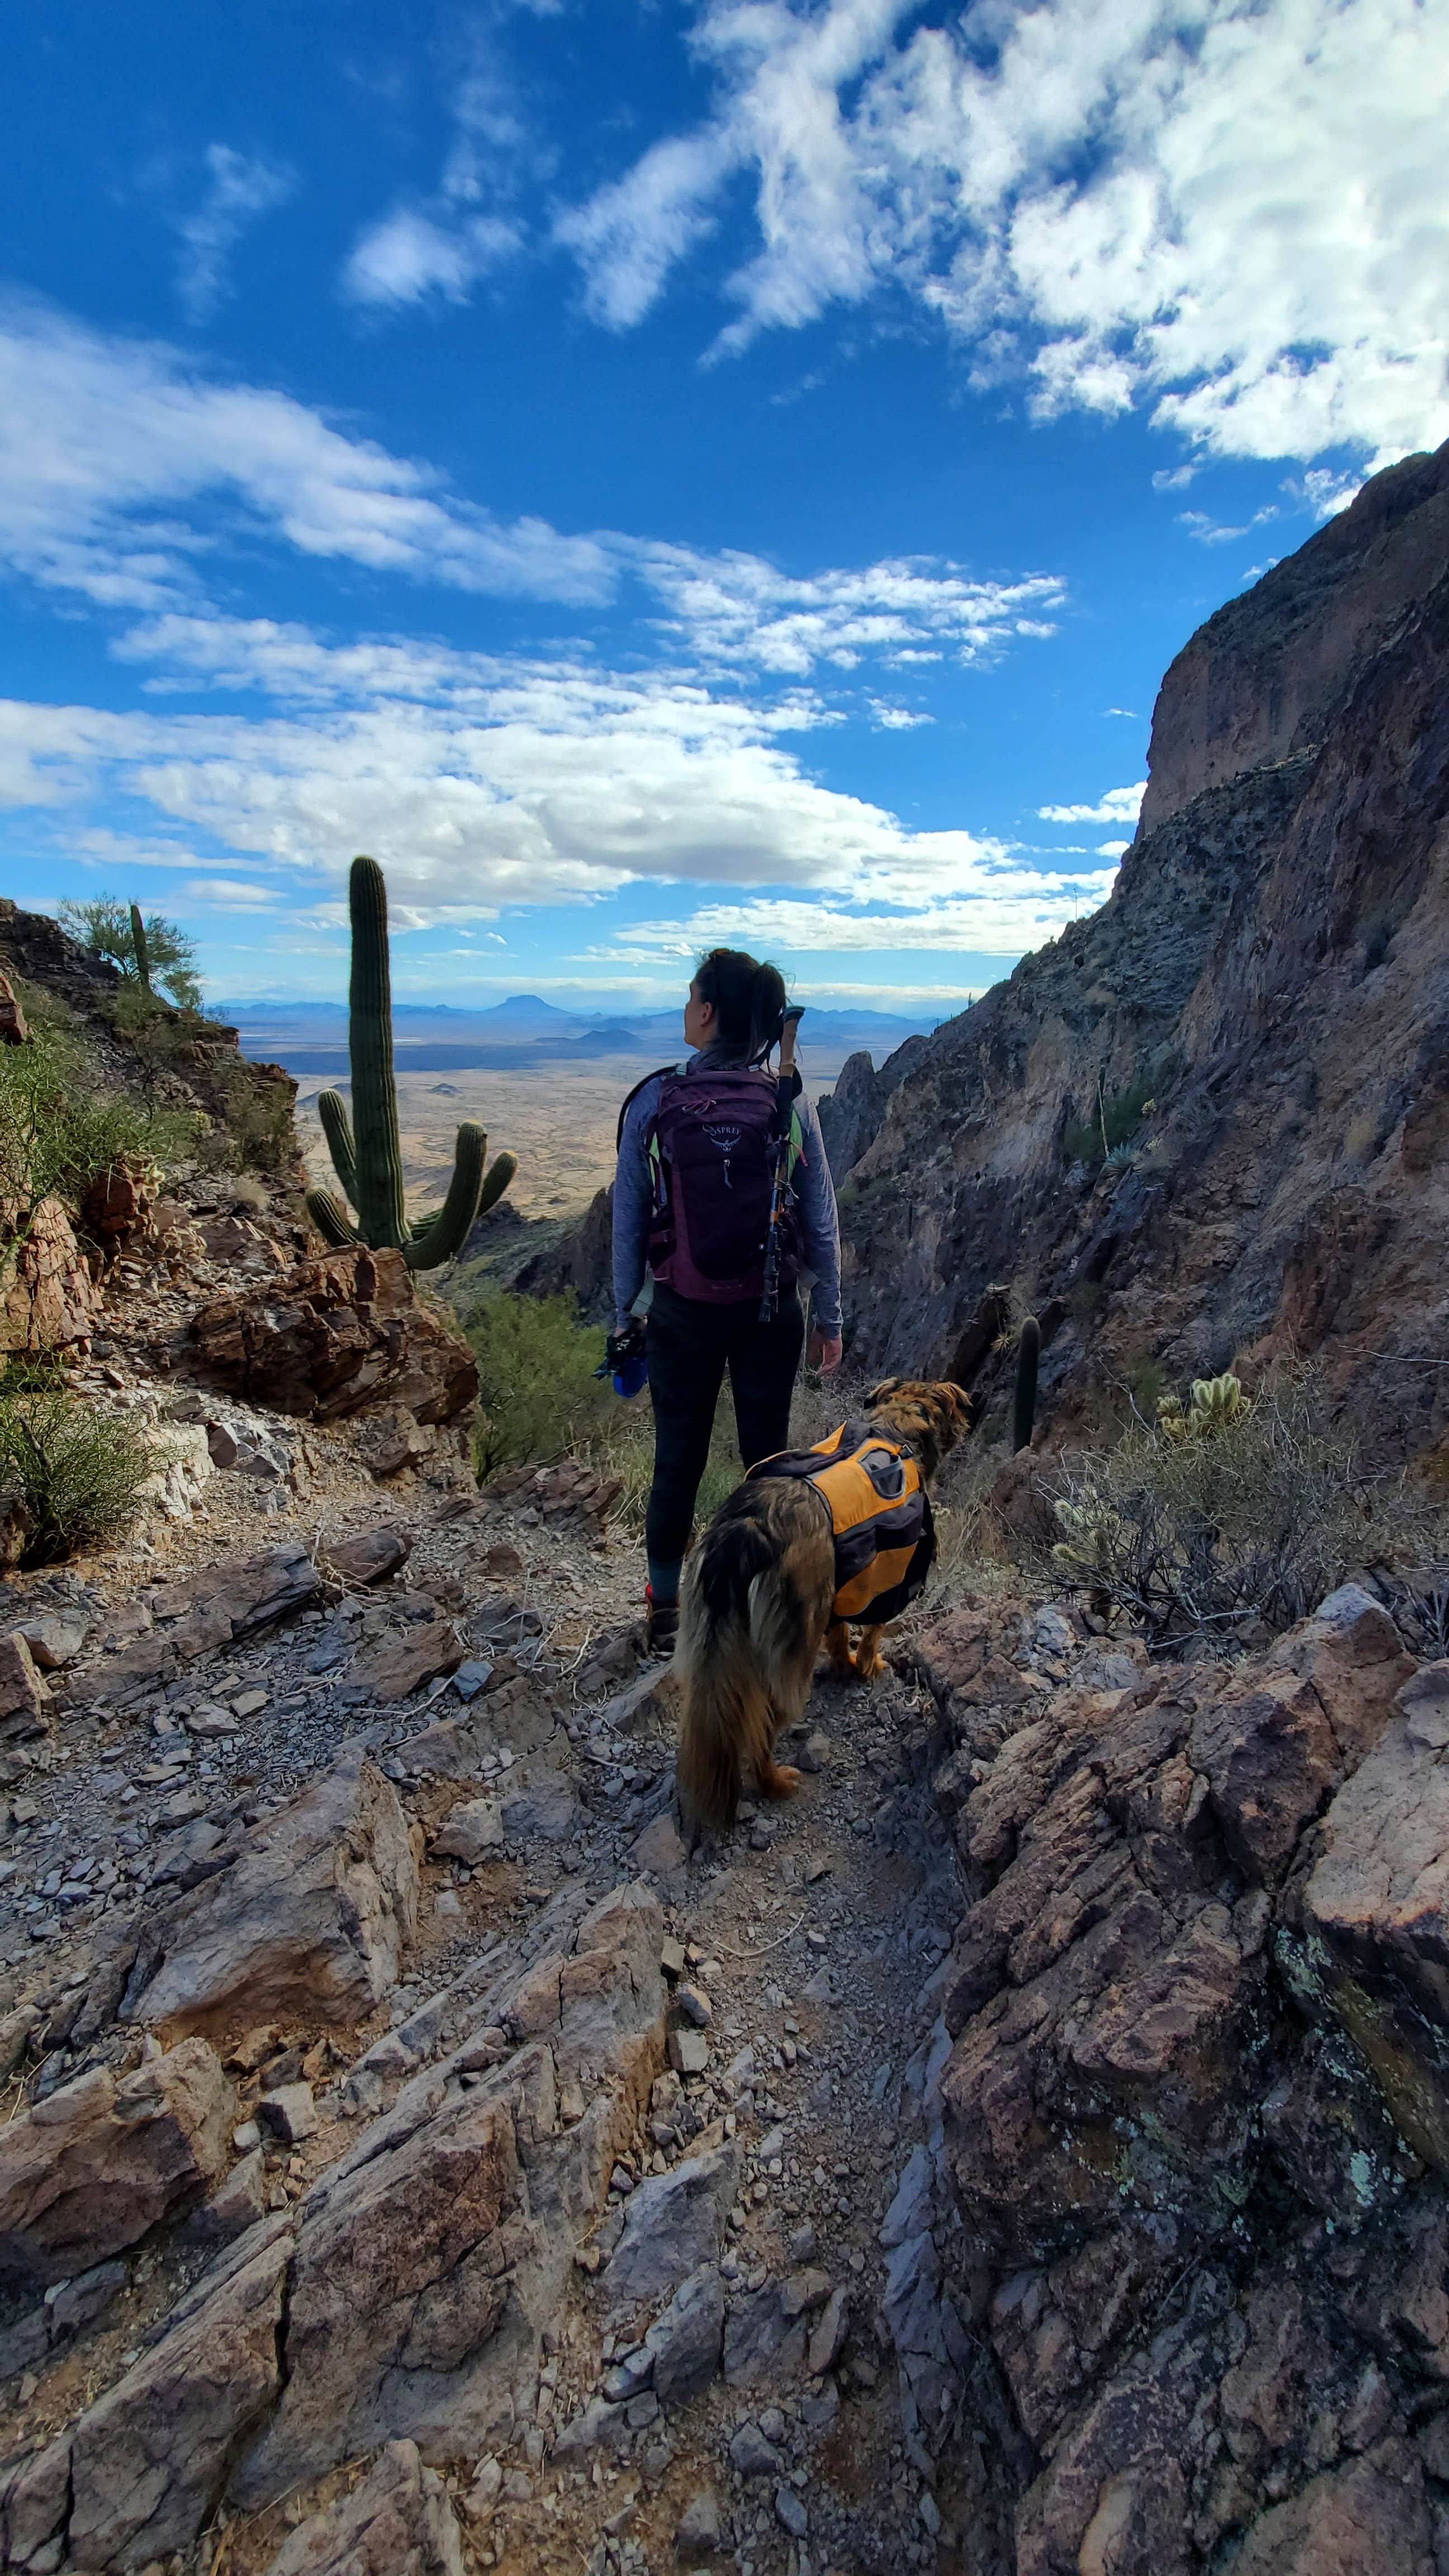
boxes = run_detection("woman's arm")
[612,1079,660,1327]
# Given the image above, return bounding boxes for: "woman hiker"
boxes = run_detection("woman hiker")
[611,948,844,1655]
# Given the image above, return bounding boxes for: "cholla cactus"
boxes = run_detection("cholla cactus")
[1157,1372,1250,1444]
[1052,1497,1126,1581]
[1189,1372,1249,1430]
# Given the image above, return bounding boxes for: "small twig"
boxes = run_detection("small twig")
[711,1907,806,1959]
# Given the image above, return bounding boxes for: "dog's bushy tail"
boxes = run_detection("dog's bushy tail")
[676,1503,801,1832]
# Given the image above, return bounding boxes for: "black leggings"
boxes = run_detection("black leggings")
[644,1283,805,1573]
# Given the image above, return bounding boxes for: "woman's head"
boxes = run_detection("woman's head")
[685,948,788,1059]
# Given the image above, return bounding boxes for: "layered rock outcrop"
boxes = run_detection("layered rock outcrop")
[179,1243,479,1431]
[841,439,1449,1458]
[916,1585,1449,2572]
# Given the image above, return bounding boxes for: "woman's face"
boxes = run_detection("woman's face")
[683,978,716,1049]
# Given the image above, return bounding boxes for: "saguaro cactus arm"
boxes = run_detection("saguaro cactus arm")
[347,857,408,1251]
[306,1187,359,1248]
[406,1123,486,1270]
[1013,1315,1041,1454]
[316,1090,359,1211]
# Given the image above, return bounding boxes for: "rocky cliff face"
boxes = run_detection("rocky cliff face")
[841,439,1449,1459]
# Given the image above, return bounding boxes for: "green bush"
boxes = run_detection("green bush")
[463,1288,742,1535]
[1062,1075,1156,1167]
[0,1011,197,1213]
[0,1389,159,1565]
[57,896,201,1009]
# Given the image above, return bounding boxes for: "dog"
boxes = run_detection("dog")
[675,1377,973,1833]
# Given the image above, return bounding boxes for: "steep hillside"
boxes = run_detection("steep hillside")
[839,441,1449,1457]
[0,899,304,1197]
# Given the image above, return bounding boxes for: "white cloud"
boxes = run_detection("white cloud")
[343,209,522,309]
[0,302,610,612]
[1038,782,1145,826]
[4,611,1111,937]
[175,145,294,323]
[595,863,1119,959]
[639,543,1064,674]
[342,37,537,310]
[555,131,735,328]
[559,0,1449,467]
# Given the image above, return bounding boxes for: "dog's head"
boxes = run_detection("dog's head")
[863,1377,974,1482]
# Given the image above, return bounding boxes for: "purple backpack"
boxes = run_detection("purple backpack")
[642,1066,803,1304]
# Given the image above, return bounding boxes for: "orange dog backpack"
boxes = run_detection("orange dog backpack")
[747,1420,936,1626]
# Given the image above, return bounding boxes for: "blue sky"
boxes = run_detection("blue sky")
[1,0,1445,1015]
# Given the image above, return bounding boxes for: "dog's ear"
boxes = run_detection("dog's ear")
[865,1376,902,1411]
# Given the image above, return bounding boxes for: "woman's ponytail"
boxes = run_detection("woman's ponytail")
[695,948,788,1060]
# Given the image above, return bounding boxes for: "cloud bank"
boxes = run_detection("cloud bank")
[558,0,1449,467]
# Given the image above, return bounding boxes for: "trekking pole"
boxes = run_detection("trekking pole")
[759,1006,804,1323]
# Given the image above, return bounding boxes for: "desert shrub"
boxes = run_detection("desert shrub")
[1062,1074,1156,1167]
[58,896,201,1008]
[0,1014,196,1213]
[1038,1367,1418,1650]
[201,1058,297,1177]
[467,1289,615,1479]
[463,1287,746,1535]
[0,1389,158,1565]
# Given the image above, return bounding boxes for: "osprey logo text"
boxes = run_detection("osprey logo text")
[705,1121,744,1187]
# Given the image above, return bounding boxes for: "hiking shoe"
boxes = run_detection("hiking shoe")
[645,1586,679,1658]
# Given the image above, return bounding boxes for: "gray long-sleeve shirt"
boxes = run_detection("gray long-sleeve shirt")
[612,1045,842,1335]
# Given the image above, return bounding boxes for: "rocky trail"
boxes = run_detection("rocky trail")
[8,1276,1449,2576]
[0,1235,1009,2576]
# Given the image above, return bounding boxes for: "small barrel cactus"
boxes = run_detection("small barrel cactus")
[305,856,515,1270]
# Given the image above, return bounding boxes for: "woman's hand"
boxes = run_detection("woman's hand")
[808,1327,844,1374]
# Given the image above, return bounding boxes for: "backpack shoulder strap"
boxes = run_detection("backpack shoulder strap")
[616,1064,684,1152]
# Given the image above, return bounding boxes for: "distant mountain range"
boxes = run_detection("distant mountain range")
[213,991,956,1077]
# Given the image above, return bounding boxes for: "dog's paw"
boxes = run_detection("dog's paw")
[759,1760,801,1803]
[852,1648,886,1682]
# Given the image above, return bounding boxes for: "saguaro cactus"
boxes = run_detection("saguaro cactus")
[129,903,151,992]
[305,856,515,1270]
[1012,1315,1041,1453]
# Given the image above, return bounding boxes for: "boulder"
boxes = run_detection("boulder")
[605,2143,739,2313]
[234,2092,528,2502]
[632,1811,686,1873]
[1266,1584,1415,1764]
[126,1754,422,2039]
[645,2263,725,2407]
[351,1617,466,1703]
[180,1245,477,1428]
[433,1797,505,1864]
[0,2039,235,2288]
[264,2439,465,2576]
[0,1631,54,1748]
[501,1777,579,1844]
[80,1157,156,1251]
[15,1608,89,1669]
[358,1405,437,1478]
[0,1195,99,1356]
[319,1524,414,1588]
